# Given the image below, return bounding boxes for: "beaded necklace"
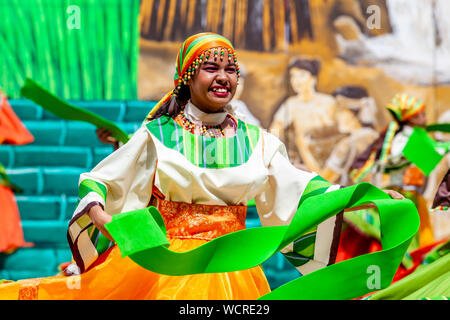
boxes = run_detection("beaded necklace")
[176,109,236,138]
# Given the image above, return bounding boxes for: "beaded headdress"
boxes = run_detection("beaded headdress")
[386,93,426,123]
[146,32,240,120]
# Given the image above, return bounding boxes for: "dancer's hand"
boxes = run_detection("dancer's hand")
[344,189,406,213]
[96,127,119,150]
[88,205,114,241]
[383,189,405,200]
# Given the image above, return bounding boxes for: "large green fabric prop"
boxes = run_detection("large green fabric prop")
[403,127,450,176]
[105,182,419,300]
[20,78,129,144]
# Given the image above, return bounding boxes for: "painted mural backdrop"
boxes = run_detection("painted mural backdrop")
[138,0,450,193]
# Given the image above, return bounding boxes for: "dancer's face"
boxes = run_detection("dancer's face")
[189,49,238,113]
[407,110,427,127]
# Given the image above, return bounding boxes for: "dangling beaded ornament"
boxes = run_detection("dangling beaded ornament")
[179,47,240,84]
[175,46,241,100]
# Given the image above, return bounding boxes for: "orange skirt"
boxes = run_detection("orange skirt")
[0,237,271,300]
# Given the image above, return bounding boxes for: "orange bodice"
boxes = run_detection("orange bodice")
[156,198,247,241]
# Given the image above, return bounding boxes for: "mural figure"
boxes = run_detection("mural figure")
[269,58,359,173]
[322,85,379,185]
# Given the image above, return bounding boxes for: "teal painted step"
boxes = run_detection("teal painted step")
[123,100,156,122]
[67,101,126,122]
[40,101,126,122]
[121,122,141,135]
[0,248,72,281]
[42,167,84,195]
[0,270,10,280]
[10,99,157,123]
[8,100,43,121]
[6,167,42,195]
[23,121,65,146]
[0,145,13,167]
[1,248,56,272]
[21,220,69,245]
[0,270,61,282]
[11,99,126,122]
[93,146,114,166]
[22,121,138,147]
[65,196,79,221]
[0,146,93,168]
[66,122,115,147]
[7,167,84,196]
[7,270,60,281]
[16,195,79,221]
[66,122,138,147]
[15,195,64,221]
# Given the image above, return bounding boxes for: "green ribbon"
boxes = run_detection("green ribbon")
[20,78,129,144]
[105,182,419,300]
[426,123,450,133]
[402,127,450,176]
[0,163,22,193]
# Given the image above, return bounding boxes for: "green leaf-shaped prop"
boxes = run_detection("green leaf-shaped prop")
[20,78,129,144]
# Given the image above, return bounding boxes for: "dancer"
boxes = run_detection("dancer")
[0,91,33,254]
[0,33,405,300]
[322,85,379,185]
[350,93,434,247]
[339,94,438,276]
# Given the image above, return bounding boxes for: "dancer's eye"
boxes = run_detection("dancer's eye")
[204,66,218,72]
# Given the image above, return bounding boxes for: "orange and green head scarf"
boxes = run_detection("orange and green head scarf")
[386,93,426,123]
[147,32,239,120]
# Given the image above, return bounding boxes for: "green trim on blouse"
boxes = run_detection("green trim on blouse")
[146,115,260,169]
[78,179,107,201]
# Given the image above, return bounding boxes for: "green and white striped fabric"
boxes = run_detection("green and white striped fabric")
[146,116,260,169]
[67,178,113,272]
[282,176,332,267]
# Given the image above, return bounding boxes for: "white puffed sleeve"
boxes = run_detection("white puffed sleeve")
[67,125,157,272]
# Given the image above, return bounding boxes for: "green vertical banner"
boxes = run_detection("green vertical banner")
[0,0,140,100]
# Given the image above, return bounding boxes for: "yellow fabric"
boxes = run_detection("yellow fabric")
[0,237,270,300]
